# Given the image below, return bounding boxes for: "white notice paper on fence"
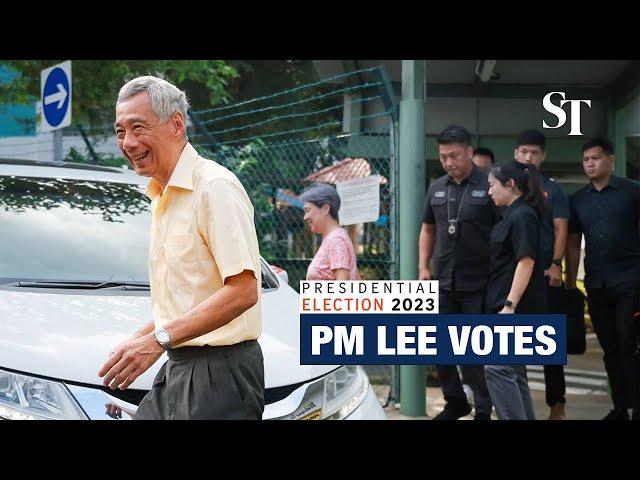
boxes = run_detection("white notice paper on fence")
[336,175,380,226]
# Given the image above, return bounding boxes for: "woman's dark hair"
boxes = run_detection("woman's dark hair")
[299,183,341,221]
[490,161,546,217]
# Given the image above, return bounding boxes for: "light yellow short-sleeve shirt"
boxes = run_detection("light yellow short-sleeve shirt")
[146,142,261,347]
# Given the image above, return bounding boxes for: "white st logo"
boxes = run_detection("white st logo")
[542,91,592,136]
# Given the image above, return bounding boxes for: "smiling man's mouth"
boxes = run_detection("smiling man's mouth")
[130,151,149,162]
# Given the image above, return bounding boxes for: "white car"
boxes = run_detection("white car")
[0,158,386,420]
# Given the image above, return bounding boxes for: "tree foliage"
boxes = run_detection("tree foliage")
[0,60,238,128]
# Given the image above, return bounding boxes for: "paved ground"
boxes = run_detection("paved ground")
[371,334,615,420]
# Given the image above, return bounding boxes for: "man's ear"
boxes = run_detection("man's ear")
[172,112,185,137]
[513,147,518,161]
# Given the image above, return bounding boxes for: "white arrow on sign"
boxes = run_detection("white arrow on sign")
[44,83,68,109]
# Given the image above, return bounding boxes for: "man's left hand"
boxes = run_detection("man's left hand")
[98,334,164,390]
[545,263,563,287]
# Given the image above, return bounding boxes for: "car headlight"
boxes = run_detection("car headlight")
[0,369,87,420]
[321,365,368,420]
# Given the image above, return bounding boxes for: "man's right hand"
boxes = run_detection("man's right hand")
[419,267,432,280]
[108,332,142,359]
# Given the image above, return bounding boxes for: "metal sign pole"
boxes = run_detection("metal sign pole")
[53,130,63,162]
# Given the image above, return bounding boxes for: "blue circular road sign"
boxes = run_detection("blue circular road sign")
[42,67,70,127]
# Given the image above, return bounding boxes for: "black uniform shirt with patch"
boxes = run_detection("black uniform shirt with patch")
[422,165,500,292]
[486,196,546,313]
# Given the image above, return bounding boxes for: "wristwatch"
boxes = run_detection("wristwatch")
[153,326,171,350]
[504,300,516,309]
[552,258,562,267]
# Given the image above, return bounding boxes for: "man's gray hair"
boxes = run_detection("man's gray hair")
[117,76,190,133]
[300,183,341,221]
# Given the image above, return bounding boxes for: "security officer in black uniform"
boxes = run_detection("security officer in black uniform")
[567,136,640,421]
[514,129,569,420]
[419,124,498,420]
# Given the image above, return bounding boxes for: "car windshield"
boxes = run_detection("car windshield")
[0,175,151,283]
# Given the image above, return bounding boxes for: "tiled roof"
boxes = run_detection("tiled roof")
[304,158,388,184]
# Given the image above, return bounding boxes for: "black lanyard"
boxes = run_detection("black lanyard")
[446,183,469,237]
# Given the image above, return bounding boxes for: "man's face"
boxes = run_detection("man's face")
[514,144,546,168]
[583,146,614,180]
[439,143,473,180]
[472,154,493,173]
[114,92,176,177]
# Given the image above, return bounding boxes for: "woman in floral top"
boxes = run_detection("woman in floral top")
[300,183,360,281]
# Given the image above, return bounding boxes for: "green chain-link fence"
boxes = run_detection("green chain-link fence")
[201,129,397,290]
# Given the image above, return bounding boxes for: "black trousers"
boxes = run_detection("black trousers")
[436,289,493,416]
[545,283,566,407]
[135,340,265,420]
[587,281,640,411]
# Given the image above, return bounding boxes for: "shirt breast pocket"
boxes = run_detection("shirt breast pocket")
[490,225,509,245]
[468,196,489,207]
[464,195,490,223]
[166,233,192,247]
[164,234,198,300]
[430,197,447,208]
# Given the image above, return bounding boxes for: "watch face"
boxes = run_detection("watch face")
[156,330,170,344]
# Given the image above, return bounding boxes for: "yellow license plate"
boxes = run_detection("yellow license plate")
[299,410,321,420]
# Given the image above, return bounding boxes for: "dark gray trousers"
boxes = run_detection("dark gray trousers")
[135,340,265,420]
[485,364,536,420]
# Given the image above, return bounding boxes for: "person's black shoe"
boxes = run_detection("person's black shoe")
[474,412,491,420]
[432,402,472,420]
[602,409,629,420]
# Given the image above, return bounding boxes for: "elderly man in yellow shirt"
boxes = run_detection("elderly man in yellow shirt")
[98,75,264,420]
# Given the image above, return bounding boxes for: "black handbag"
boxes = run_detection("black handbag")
[548,285,587,355]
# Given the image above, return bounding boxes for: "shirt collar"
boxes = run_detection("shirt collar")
[446,165,479,186]
[588,174,619,192]
[502,195,527,219]
[146,142,198,200]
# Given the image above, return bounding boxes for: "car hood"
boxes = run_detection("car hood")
[0,282,336,390]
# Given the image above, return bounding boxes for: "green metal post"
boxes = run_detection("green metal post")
[614,105,627,177]
[398,60,427,417]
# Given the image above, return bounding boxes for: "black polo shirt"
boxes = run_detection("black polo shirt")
[569,175,640,289]
[540,175,570,269]
[422,165,500,292]
[486,196,546,313]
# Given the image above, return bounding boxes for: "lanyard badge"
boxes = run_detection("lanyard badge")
[447,184,469,239]
[448,220,458,238]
